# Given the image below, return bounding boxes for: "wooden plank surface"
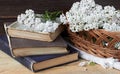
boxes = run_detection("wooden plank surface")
[0,50,120,74]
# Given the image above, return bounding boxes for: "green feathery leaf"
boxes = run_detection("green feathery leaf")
[42,11,62,21]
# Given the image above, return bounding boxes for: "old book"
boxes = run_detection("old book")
[0,34,78,72]
[6,22,64,42]
[9,36,68,57]
[4,24,68,57]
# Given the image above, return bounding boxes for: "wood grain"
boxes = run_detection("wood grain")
[0,50,120,74]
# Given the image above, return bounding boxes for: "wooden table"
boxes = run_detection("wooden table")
[0,50,120,74]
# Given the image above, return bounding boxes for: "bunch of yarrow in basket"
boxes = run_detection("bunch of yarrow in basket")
[60,0,120,32]
[17,9,62,33]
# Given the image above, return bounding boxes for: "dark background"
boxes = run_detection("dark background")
[0,0,120,34]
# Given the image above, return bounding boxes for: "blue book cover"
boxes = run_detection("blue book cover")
[0,34,78,72]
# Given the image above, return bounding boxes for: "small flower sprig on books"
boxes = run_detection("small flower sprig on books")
[17,9,62,33]
[60,0,120,32]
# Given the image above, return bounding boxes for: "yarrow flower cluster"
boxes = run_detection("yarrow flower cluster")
[17,9,60,33]
[60,0,120,32]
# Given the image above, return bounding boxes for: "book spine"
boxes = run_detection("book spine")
[4,24,16,57]
[0,36,35,72]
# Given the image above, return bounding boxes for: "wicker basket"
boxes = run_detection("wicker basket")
[67,26,120,59]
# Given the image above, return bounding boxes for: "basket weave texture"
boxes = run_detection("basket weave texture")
[67,26,120,59]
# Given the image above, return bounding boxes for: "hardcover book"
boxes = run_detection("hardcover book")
[4,23,68,57]
[8,36,68,57]
[0,35,78,72]
[7,22,64,42]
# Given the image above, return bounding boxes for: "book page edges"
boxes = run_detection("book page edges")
[33,52,78,71]
[13,47,68,57]
[7,28,52,42]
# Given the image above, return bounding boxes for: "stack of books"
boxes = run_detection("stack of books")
[0,22,78,72]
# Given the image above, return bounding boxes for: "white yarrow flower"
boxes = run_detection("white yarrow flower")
[60,0,120,32]
[53,23,59,31]
[60,13,68,24]
[17,9,61,33]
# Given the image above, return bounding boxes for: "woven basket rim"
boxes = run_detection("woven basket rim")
[67,26,120,59]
